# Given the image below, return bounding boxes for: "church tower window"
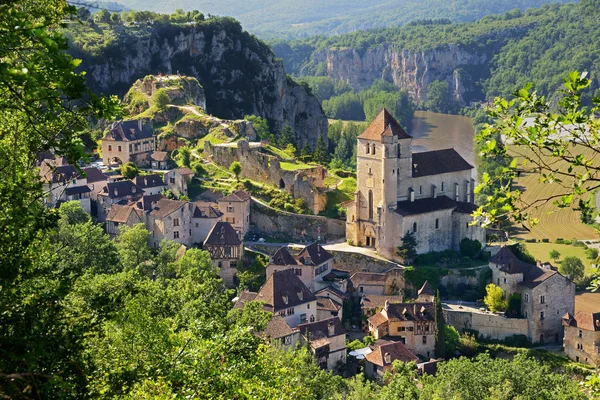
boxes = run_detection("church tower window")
[366,143,370,154]
[435,219,439,229]
[397,143,401,158]
[372,144,376,155]
[368,190,374,220]
[412,222,417,233]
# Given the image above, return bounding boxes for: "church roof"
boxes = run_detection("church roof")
[412,148,473,178]
[395,196,457,216]
[358,108,411,141]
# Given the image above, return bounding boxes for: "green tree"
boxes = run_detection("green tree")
[506,292,522,317]
[434,290,445,358]
[312,135,329,164]
[152,88,171,113]
[244,115,271,141]
[586,247,598,260]
[120,161,140,179]
[95,8,111,23]
[484,283,506,312]
[459,238,482,259]
[424,80,456,113]
[278,124,296,148]
[549,249,561,261]
[110,12,121,24]
[444,325,460,356]
[58,200,91,226]
[559,256,585,282]
[176,146,192,168]
[115,224,152,271]
[77,7,91,21]
[397,231,417,262]
[230,161,242,181]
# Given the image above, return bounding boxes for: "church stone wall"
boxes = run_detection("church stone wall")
[409,170,473,202]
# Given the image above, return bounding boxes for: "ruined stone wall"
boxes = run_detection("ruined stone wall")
[444,308,529,340]
[206,140,327,212]
[249,199,345,241]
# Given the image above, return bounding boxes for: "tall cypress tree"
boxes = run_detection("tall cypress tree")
[312,135,329,164]
[434,290,446,359]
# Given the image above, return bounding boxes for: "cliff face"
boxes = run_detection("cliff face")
[310,44,488,105]
[72,23,327,147]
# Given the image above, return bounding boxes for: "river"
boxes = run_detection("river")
[409,111,476,165]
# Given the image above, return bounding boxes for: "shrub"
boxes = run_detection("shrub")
[541,238,550,243]
[460,238,482,258]
[586,247,598,260]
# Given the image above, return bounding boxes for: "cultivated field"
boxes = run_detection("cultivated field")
[524,242,594,273]
[575,292,600,313]
[509,145,599,241]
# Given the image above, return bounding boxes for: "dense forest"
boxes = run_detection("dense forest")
[103,0,571,39]
[275,1,600,108]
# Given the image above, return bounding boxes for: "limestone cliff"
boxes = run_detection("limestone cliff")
[310,44,487,105]
[70,20,327,147]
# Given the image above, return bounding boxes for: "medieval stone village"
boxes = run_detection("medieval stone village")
[36,72,600,379]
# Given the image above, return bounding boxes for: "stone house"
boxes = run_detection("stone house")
[314,286,350,307]
[248,269,318,328]
[298,317,347,372]
[40,161,92,214]
[364,339,418,381]
[134,174,166,196]
[562,312,600,366]
[102,120,155,166]
[105,204,144,236]
[97,180,144,221]
[191,201,223,244]
[367,282,436,359]
[350,272,387,295]
[217,190,251,236]
[83,167,109,198]
[345,108,485,259]
[316,297,342,321]
[148,151,169,170]
[204,221,243,287]
[265,243,334,292]
[490,246,575,344]
[361,294,405,318]
[146,197,195,248]
[165,167,195,197]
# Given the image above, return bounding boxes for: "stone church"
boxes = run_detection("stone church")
[345,109,486,261]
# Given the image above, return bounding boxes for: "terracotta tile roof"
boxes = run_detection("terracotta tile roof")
[386,302,435,322]
[40,164,80,184]
[316,297,341,312]
[204,221,242,246]
[254,269,316,313]
[564,311,600,331]
[65,185,92,196]
[83,167,108,183]
[307,331,332,349]
[234,291,257,309]
[411,148,473,178]
[102,180,144,199]
[102,120,153,142]
[261,315,297,339]
[271,247,298,266]
[358,108,411,141]
[368,313,389,327]
[362,295,404,310]
[298,243,333,266]
[134,174,165,189]
[148,198,187,219]
[219,190,251,202]
[365,340,418,367]
[106,204,138,223]
[395,196,457,216]
[351,272,387,286]
[490,246,560,288]
[148,151,169,162]
[418,281,435,296]
[298,317,346,341]
[173,167,195,176]
[192,201,222,218]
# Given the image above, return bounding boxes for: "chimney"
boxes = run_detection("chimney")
[384,300,390,311]
[328,320,335,336]
[384,352,391,364]
[145,178,148,186]
[138,119,143,132]
[151,200,157,210]
[409,188,415,202]
[432,184,437,199]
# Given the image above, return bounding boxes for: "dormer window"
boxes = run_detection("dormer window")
[131,186,136,193]
[297,290,303,301]
[282,293,289,305]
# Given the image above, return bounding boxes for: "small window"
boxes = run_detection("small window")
[284,336,292,345]
[173,218,180,227]
[359,286,364,293]
[224,247,231,257]
[108,145,112,151]
[441,181,445,192]
[300,314,307,324]
[195,223,199,227]
[227,206,234,213]
[540,296,545,304]
[425,325,429,332]
[525,311,528,318]
[412,222,417,233]
[368,168,372,175]
[579,330,583,338]
[372,144,376,155]
[310,315,315,322]
[118,145,122,152]
[578,343,583,350]
[287,307,295,316]
[540,311,545,320]
[524,294,529,302]
[173,231,180,239]
[419,185,422,195]
[435,219,439,229]
[169,177,175,184]
[397,144,401,158]
[503,278,506,284]
[307,303,310,309]
[366,144,370,154]
[422,336,427,344]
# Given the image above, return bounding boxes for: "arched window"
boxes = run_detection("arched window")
[412,222,417,233]
[397,143,401,158]
[372,144,376,155]
[392,169,395,174]
[441,181,445,192]
[435,219,439,229]
[366,143,370,154]
[368,190,374,220]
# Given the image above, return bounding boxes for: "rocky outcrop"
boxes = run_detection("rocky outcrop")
[72,21,327,148]
[310,44,487,105]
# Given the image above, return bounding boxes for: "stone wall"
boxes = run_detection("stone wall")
[444,307,529,341]
[249,199,345,241]
[329,251,401,275]
[206,140,327,213]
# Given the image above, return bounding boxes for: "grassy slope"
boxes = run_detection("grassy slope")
[523,242,593,273]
